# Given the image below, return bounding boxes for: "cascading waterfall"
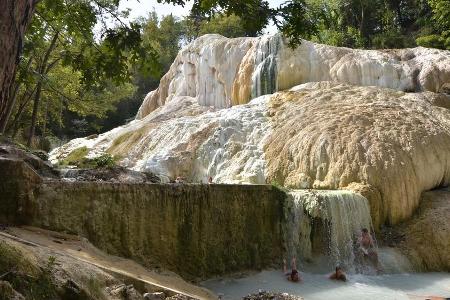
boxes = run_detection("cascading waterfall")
[251,35,281,99]
[284,189,373,270]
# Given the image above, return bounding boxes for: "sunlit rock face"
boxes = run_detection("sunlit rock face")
[392,188,450,272]
[137,34,450,119]
[50,34,450,226]
[265,82,450,226]
[52,95,272,184]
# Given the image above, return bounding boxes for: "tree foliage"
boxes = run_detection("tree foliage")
[158,0,319,46]
[3,0,449,151]
[6,0,150,147]
[418,0,450,49]
[158,0,449,49]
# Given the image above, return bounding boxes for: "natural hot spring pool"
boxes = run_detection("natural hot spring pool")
[202,271,450,300]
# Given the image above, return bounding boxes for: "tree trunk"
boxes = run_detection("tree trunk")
[359,0,365,38]
[9,86,36,138]
[0,0,37,134]
[26,31,59,147]
[41,98,48,139]
[27,81,42,147]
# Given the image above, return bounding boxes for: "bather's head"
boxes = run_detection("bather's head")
[334,266,346,281]
[290,269,300,282]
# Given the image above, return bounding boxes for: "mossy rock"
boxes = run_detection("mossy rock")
[59,147,89,166]
[59,147,117,169]
[107,127,147,157]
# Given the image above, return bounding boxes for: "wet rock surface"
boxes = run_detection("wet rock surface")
[243,291,303,300]
[60,166,160,183]
[0,142,284,280]
[30,181,284,280]
[144,292,166,300]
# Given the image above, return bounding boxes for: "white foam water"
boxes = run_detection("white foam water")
[284,190,373,270]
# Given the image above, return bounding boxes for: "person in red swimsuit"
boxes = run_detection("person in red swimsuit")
[358,228,381,272]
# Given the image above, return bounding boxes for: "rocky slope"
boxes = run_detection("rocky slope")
[0,226,215,299]
[265,82,450,226]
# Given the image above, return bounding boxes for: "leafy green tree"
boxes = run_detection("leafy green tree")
[417,0,450,49]
[428,0,450,31]
[159,0,319,46]
[99,12,185,135]
[0,0,156,141]
[182,13,247,41]
[3,0,149,147]
[200,13,246,38]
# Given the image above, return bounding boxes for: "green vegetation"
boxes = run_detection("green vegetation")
[0,281,17,300]
[161,0,450,49]
[84,276,106,300]
[28,256,58,300]
[271,180,289,192]
[107,126,149,156]
[91,154,117,168]
[108,132,135,152]
[0,241,37,276]
[59,147,89,166]
[59,147,117,168]
[0,242,59,300]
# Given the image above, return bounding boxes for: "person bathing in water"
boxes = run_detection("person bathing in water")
[283,258,302,282]
[359,228,382,271]
[329,266,347,282]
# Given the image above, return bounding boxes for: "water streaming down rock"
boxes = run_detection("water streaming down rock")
[284,190,373,270]
[251,35,281,99]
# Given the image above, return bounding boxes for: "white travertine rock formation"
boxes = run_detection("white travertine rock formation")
[137,34,450,119]
[50,82,450,226]
[50,34,450,227]
[52,94,272,184]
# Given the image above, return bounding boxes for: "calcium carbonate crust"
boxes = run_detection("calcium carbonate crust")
[265,82,450,226]
[137,34,450,119]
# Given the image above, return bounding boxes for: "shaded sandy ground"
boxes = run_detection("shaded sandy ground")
[0,226,216,300]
